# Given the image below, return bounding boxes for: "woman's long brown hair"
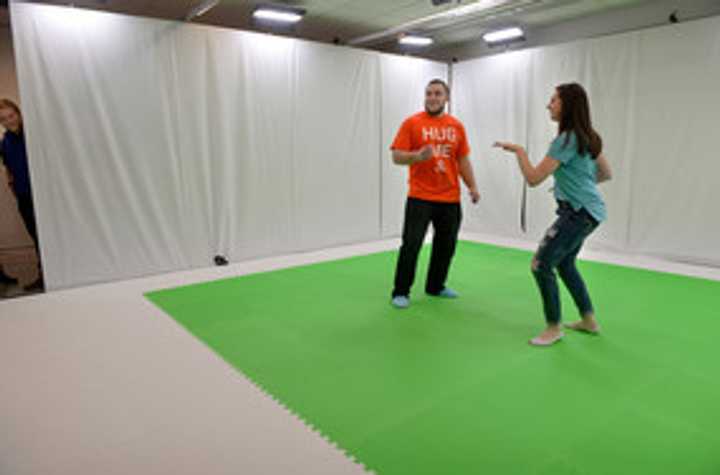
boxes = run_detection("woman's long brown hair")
[556,83,602,159]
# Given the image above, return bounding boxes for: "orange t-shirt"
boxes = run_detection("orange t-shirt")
[390,111,470,203]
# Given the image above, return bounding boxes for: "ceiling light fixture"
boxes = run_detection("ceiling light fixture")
[253,5,305,24]
[399,34,434,46]
[482,26,524,45]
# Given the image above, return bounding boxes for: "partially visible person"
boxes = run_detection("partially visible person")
[0,98,43,292]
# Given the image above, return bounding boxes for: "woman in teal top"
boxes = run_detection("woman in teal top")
[495,83,612,346]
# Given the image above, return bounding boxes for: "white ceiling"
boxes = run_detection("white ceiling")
[2,0,720,60]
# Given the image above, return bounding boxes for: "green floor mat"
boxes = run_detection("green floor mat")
[146,241,720,475]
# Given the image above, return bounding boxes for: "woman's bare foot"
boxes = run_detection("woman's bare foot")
[564,316,600,334]
[529,326,564,346]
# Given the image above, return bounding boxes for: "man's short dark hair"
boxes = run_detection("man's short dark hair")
[427,78,450,95]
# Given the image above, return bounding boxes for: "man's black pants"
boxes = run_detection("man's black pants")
[392,197,461,298]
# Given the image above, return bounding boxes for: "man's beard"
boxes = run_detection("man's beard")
[425,104,445,116]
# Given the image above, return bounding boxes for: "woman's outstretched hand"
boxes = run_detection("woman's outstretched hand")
[493,141,523,154]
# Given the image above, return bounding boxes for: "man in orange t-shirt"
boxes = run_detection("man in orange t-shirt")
[389,79,479,309]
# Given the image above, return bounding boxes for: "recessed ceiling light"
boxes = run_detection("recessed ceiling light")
[253,7,305,23]
[482,27,525,45]
[398,35,433,46]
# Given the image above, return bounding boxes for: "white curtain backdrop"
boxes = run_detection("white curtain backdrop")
[13,2,720,290]
[453,50,533,238]
[11,2,446,289]
[454,15,720,266]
